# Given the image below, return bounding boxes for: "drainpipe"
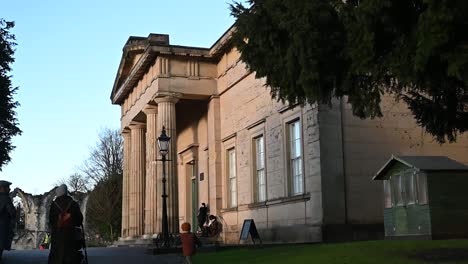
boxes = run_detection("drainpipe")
[340,97,348,225]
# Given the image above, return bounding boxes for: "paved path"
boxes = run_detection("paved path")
[1,247,184,264]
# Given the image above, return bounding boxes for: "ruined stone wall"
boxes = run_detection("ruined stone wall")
[11,188,88,250]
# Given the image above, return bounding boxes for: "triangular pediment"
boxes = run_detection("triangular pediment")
[110,34,170,103]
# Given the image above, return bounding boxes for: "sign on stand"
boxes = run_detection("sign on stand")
[239,219,262,244]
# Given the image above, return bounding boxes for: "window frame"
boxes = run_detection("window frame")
[227,147,237,208]
[391,169,421,207]
[392,173,405,206]
[417,172,428,205]
[383,180,392,208]
[405,170,416,205]
[287,119,304,196]
[253,135,267,203]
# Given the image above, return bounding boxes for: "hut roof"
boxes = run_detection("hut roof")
[373,155,468,180]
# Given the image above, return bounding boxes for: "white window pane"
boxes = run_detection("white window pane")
[260,146,265,169]
[392,175,404,206]
[256,137,265,170]
[417,173,428,204]
[230,178,236,192]
[231,192,237,207]
[228,149,237,207]
[258,169,266,202]
[296,123,301,140]
[297,175,303,194]
[289,120,303,196]
[297,158,302,175]
[399,174,405,205]
[290,136,295,157]
[259,170,265,185]
[384,180,392,208]
[405,170,415,204]
[294,139,301,158]
[257,137,264,153]
[292,158,303,195]
[229,149,236,179]
[230,178,237,207]
[293,121,300,140]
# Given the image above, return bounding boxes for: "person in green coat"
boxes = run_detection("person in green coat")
[0,180,15,260]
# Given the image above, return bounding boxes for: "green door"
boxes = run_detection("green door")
[191,163,198,232]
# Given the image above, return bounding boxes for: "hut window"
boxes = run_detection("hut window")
[405,170,416,204]
[417,173,428,205]
[392,174,405,206]
[383,180,392,208]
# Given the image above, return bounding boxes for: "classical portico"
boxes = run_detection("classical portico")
[111,33,220,239]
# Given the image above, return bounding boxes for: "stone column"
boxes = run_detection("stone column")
[154,96,179,234]
[207,96,222,214]
[143,105,159,236]
[129,122,146,237]
[121,128,131,238]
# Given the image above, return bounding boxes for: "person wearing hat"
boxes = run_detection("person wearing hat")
[48,184,84,264]
[0,180,15,260]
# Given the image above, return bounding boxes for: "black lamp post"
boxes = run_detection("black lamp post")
[157,126,171,247]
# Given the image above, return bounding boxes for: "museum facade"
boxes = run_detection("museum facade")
[111,28,468,243]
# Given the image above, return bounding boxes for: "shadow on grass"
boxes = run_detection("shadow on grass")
[410,248,468,262]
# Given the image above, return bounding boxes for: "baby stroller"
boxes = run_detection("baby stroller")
[76,225,89,264]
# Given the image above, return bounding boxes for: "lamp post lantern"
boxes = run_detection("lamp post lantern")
[157,126,171,247]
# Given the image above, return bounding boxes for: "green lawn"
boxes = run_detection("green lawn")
[193,240,468,264]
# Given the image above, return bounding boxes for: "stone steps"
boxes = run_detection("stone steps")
[113,238,153,248]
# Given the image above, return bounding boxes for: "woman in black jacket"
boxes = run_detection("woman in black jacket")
[48,184,83,264]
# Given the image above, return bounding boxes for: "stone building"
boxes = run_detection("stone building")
[110,28,468,243]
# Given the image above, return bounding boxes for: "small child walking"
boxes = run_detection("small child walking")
[180,222,201,264]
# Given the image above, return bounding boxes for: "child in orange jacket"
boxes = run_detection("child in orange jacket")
[180,222,201,264]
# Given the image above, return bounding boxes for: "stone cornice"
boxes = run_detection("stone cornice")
[209,24,236,59]
[222,132,237,143]
[111,25,237,106]
[111,42,213,105]
[178,143,199,155]
[246,118,266,130]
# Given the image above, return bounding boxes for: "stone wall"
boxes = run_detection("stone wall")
[11,188,88,250]
[215,49,323,244]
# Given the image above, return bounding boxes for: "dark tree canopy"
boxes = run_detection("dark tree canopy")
[231,0,468,143]
[0,19,21,169]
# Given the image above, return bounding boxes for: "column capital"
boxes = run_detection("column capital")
[143,105,158,115]
[153,92,181,105]
[154,96,179,105]
[121,127,131,135]
[129,121,146,129]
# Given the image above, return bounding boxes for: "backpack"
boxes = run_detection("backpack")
[55,200,73,228]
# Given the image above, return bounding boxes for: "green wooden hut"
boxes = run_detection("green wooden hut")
[373,155,468,239]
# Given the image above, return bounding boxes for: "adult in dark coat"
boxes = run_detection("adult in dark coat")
[197,203,208,235]
[48,184,83,264]
[0,180,15,260]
